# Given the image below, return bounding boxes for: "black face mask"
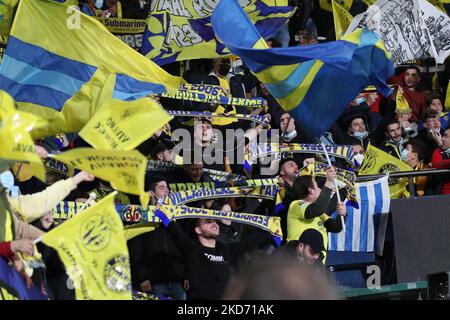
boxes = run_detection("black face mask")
[217,63,230,76]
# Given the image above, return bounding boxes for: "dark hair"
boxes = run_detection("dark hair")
[150,142,169,160]
[405,139,426,162]
[293,175,315,200]
[278,157,297,175]
[267,38,282,48]
[421,109,439,122]
[145,174,168,192]
[384,118,400,133]
[344,114,366,132]
[429,93,442,102]
[428,94,443,108]
[65,189,91,202]
[405,65,421,75]
[210,199,228,211]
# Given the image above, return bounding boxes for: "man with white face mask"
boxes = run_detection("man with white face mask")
[343,114,372,148]
[401,140,430,197]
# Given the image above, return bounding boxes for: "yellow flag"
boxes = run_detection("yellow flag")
[359,144,413,199]
[432,72,439,91]
[332,0,353,40]
[361,0,376,6]
[0,91,47,181]
[395,87,412,114]
[0,0,18,36]
[124,223,158,241]
[445,81,450,111]
[52,148,149,206]
[42,193,132,300]
[428,0,446,12]
[79,97,172,150]
[320,0,352,12]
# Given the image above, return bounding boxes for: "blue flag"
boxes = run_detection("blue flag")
[211,0,395,137]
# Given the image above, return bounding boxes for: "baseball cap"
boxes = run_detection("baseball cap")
[298,229,325,253]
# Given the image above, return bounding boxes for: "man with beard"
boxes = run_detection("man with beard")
[381,119,407,159]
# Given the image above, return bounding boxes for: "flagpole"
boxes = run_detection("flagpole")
[321,142,346,232]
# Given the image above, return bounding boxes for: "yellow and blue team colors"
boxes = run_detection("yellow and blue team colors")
[42,193,132,300]
[359,144,413,199]
[0,91,47,181]
[52,148,150,206]
[211,0,394,137]
[79,97,172,150]
[0,0,181,138]
[141,0,295,65]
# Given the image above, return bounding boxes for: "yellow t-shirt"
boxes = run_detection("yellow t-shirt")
[286,199,329,250]
[213,76,238,126]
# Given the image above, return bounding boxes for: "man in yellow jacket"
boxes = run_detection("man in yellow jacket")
[286,165,346,257]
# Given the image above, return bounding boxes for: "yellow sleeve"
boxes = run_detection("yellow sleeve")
[8,178,77,223]
[286,200,310,242]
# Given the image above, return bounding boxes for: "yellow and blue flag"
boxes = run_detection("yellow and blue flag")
[142,0,295,65]
[0,0,181,138]
[211,0,394,137]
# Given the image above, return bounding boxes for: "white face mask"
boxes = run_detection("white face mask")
[282,130,297,141]
[0,170,14,190]
[95,0,104,8]
[401,148,409,162]
[354,153,364,166]
[353,130,369,140]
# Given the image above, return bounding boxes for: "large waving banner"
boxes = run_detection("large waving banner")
[142,0,295,65]
[346,0,450,65]
[95,18,146,50]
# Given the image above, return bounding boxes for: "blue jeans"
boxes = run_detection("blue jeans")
[153,282,186,300]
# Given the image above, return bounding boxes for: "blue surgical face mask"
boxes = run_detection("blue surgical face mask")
[401,148,409,162]
[353,130,369,140]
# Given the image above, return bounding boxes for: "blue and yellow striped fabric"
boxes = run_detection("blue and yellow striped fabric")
[141,0,295,65]
[211,0,394,137]
[0,0,181,138]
